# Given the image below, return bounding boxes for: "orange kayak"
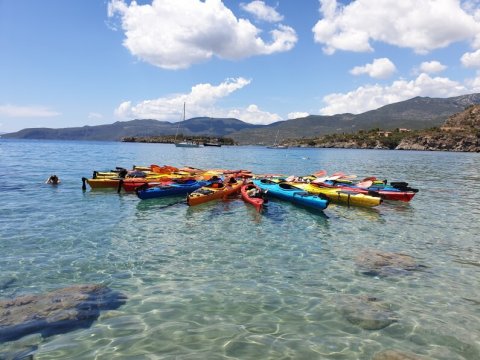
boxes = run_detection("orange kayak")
[187,178,243,206]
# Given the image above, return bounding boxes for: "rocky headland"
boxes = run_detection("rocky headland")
[290,105,480,152]
[395,104,480,151]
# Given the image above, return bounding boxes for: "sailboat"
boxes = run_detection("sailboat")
[267,130,288,149]
[174,103,200,148]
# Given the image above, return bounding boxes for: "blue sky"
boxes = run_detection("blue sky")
[1,0,480,133]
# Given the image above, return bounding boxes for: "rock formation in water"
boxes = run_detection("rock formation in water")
[336,295,397,330]
[355,249,423,277]
[373,349,430,360]
[0,284,127,342]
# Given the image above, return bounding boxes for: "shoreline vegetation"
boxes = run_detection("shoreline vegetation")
[121,127,479,152]
[286,126,480,152]
[122,135,235,146]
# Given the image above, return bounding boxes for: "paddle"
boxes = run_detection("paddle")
[312,169,327,177]
[356,180,373,188]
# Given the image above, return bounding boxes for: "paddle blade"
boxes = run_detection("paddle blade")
[312,169,327,177]
[357,180,373,188]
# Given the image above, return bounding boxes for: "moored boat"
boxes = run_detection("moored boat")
[175,141,200,148]
[203,142,221,147]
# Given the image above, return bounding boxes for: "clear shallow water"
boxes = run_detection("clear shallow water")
[0,139,479,359]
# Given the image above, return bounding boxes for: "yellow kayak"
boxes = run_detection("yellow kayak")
[288,182,382,207]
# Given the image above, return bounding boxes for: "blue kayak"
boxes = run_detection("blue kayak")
[136,180,210,200]
[253,179,329,211]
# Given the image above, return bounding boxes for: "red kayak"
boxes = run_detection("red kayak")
[119,178,174,192]
[241,183,265,212]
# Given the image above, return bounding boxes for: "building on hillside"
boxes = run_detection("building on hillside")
[377,131,393,137]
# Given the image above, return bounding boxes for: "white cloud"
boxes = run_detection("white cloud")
[350,58,396,79]
[0,104,60,118]
[108,0,297,69]
[114,77,283,125]
[419,60,447,73]
[115,77,238,118]
[288,112,309,119]
[461,49,480,67]
[114,77,252,120]
[465,70,480,91]
[240,1,284,22]
[226,104,281,125]
[313,0,480,54]
[88,112,103,119]
[320,73,467,115]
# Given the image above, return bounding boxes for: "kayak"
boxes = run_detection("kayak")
[253,179,329,211]
[136,180,210,200]
[119,172,199,192]
[322,180,418,202]
[289,182,382,207]
[121,178,174,192]
[240,183,266,212]
[82,177,122,190]
[82,175,161,190]
[187,178,244,206]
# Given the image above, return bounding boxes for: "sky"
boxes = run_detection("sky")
[1,0,480,133]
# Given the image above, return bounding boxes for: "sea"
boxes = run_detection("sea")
[0,139,479,359]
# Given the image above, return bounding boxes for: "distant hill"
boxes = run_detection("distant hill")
[229,93,480,144]
[3,93,480,144]
[2,117,259,141]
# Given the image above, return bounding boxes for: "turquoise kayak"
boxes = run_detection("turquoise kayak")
[253,179,329,211]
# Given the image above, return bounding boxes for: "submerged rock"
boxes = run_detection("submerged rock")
[0,278,16,291]
[373,349,429,360]
[355,249,422,276]
[337,295,397,330]
[0,345,37,360]
[0,284,126,342]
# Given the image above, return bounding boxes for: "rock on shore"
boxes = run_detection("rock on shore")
[395,132,479,152]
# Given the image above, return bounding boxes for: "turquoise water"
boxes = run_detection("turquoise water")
[0,139,479,359]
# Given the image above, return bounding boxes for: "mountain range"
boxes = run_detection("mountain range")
[3,93,480,145]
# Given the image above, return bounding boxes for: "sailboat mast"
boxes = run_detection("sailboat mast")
[175,102,185,142]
